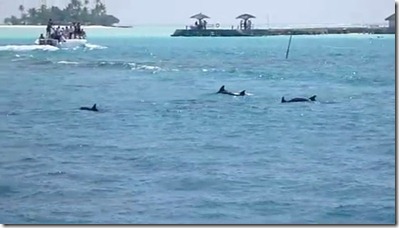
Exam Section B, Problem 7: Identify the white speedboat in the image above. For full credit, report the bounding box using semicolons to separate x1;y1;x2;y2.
35;38;87;48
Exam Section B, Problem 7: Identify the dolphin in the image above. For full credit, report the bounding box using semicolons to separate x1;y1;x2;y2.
80;104;98;112
281;95;317;103
217;85;246;96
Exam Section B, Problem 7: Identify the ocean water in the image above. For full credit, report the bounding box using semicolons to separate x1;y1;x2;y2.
0;27;395;224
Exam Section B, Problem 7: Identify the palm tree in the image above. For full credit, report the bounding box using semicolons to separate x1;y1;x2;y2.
91;0;102;17
98;2;106;15
28;8;37;17
18;5;25;18
83;0;89;15
82;0;90;24
4;0;118;26
39;4;47;13
9;16;20;25
27;8;37;24
71;0;82;10
37;4;49;24
4;17;12;25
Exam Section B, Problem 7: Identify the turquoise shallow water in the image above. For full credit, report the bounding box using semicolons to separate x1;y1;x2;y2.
0;28;395;224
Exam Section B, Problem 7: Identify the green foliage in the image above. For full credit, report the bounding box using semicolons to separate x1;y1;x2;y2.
4;0;120;26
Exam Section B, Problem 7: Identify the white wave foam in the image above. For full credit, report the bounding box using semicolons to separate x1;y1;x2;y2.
0;45;59;52
11;53;34;62
57;61;79;65
14;54;33;57
84;43;108;50
138;65;161;71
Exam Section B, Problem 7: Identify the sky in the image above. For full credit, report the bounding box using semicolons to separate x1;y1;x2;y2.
0;0;395;26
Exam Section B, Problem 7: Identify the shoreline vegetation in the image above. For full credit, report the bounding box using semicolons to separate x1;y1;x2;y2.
4;0;122;27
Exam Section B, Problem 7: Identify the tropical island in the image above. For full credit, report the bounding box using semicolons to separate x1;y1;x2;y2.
3;0;120;26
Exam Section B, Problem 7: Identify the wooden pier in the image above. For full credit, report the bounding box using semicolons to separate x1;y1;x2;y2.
171;27;394;37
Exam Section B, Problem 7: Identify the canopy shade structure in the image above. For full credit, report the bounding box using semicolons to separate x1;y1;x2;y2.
385;13;395;21
190;13;210;20
236;14;256;20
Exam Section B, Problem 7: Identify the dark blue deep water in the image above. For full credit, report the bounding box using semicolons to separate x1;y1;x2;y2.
0;33;395;224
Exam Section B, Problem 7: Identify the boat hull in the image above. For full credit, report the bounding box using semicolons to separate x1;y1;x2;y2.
35;39;87;48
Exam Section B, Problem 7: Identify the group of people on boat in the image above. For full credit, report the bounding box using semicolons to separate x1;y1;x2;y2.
38;18;86;43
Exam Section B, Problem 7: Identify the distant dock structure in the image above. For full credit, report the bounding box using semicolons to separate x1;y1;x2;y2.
385;13;395;32
171;13;396;37
188;13;210;30
236;13;256;30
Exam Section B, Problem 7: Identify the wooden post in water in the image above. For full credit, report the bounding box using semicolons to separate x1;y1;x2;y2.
285;34;293;59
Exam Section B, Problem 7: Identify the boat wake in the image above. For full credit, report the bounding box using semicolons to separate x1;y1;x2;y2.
0;45;59;52
0;43;107;52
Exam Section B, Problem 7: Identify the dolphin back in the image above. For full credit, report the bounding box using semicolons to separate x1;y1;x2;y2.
80;104;99;112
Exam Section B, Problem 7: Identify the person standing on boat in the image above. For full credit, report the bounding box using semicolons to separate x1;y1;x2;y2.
76;22;82;38
81;29;86;39
72;22;77;38
63;26;69;39
46;19;53;38
55;26;60;42
38;34;45;45
69;24;74;39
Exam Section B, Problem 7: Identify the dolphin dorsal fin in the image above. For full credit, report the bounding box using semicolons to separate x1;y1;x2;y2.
281;97;286;103
309;95;317;101
92;104;97;109
218;85;225;93
240;90;246;96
